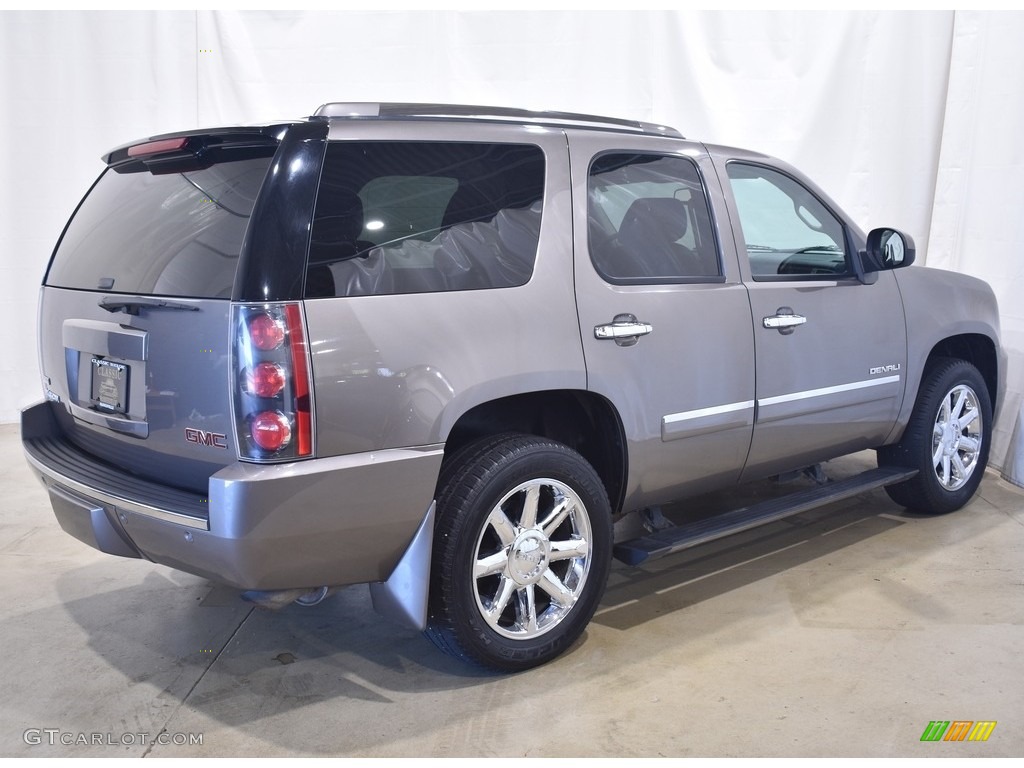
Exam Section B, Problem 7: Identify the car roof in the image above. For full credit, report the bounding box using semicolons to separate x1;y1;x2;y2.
103;103;685;166
312;102;683;138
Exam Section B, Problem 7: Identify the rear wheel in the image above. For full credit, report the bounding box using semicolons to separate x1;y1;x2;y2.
425;435;612;671
878;358;992;514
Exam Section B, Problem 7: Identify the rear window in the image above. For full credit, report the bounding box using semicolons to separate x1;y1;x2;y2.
306;142;545;297
46;155;273;299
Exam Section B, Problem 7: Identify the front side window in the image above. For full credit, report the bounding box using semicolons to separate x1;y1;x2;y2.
307;142;545;297
726;163;848;279
588;153;721;284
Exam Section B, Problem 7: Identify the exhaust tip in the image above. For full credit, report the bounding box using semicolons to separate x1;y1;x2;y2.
241;586;332;610
294;585;331;607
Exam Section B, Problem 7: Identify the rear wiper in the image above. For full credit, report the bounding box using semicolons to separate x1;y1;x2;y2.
98;297;200;315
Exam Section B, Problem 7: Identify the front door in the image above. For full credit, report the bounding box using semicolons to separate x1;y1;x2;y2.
716;159;907;480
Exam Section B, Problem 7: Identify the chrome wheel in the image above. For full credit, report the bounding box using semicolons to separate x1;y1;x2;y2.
879;358;992;515
426;435;612;670
471;478;593;640
932;384;983;491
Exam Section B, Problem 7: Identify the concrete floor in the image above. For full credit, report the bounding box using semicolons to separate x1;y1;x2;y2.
2;422;1022;757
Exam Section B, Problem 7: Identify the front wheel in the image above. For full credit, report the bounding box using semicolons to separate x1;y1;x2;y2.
425;435;612;671
878;357;992;514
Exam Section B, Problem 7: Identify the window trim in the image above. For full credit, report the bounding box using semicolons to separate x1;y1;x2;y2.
587;150;726;287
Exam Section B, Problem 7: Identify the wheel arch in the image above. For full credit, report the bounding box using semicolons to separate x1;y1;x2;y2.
924;334;999;408
887;331;1002;447
440;390;628;515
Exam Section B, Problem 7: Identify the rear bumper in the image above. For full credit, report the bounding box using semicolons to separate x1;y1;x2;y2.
22;401;443;591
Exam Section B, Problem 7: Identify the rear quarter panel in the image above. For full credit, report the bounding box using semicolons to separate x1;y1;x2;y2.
303;123;584;455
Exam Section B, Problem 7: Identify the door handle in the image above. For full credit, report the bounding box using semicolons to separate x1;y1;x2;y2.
595;314;653;347
763;307;806;335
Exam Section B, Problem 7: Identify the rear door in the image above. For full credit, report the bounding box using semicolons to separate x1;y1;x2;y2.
568;130;756;512
39;135;280;492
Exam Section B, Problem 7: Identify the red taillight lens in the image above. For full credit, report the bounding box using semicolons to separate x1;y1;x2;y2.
232;303;315;462
248;313;286;350
250;411;292;452
283;303;313;457
246;362;286;398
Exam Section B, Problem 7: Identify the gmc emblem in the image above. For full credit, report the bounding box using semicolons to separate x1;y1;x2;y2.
184;427;228;449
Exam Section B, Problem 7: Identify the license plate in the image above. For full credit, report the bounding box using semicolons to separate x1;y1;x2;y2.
91;358;129;414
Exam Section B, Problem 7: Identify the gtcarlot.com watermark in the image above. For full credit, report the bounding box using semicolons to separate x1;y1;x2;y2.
24;729;203;747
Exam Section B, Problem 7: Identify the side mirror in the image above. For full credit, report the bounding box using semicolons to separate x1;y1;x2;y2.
863;228;916;272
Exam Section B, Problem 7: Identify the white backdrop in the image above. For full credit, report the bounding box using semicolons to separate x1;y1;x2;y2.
1;10;1021;473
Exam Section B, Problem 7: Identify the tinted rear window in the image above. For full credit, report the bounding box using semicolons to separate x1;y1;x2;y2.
306;142;545;297
46;155;273;298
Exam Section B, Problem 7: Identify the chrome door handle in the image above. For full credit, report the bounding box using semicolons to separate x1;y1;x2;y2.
763;307;806;335
595;322;653;339
595;314;653;347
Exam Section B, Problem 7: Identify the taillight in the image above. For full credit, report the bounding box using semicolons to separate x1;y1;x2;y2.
231;303;315;462
250;411;292;452
246;362;286;398
248;313;286;351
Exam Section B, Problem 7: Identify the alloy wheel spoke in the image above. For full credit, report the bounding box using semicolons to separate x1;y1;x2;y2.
951;452;968;480
959;435;981;454
951;389;967;422
487;507;518;547
932;441;945;467
520;485;541;529
941;455;952;486
486;576;516;620
539;497;572;537
549;537;589;562
538;569;575;608
516;584;539;632
939;398;951;424
475;549;509;579
958;407;979;431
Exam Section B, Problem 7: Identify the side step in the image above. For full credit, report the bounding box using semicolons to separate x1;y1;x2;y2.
613;466;918;567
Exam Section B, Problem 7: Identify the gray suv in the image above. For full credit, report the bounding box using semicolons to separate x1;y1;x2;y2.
22;103;1004;671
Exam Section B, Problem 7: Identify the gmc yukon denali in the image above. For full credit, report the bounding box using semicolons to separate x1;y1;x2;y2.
22;103;1005;670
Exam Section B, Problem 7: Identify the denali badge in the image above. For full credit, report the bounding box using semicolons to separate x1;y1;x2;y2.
870;364;902;375
184;427;228;449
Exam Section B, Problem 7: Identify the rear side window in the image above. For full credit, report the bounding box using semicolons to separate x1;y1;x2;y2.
46;155;273;299
306;142;545;297
588;153;721;283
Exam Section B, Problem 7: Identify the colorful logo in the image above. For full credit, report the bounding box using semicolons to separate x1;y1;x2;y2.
920;721;997;742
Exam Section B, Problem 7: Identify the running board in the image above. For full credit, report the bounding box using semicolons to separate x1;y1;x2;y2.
613;466;918;567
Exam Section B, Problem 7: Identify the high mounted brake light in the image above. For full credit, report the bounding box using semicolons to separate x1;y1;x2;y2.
126;137;189;157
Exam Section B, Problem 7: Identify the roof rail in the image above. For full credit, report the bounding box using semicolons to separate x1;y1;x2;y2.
312;102;683;138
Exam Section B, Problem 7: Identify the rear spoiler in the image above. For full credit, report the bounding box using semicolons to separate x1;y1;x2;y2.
103;124;296;174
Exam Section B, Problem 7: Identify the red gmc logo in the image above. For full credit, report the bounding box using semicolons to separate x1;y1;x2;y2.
184;427;228;449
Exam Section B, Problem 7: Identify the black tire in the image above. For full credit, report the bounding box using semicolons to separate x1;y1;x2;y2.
878;357;992;514
425;434;612;672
